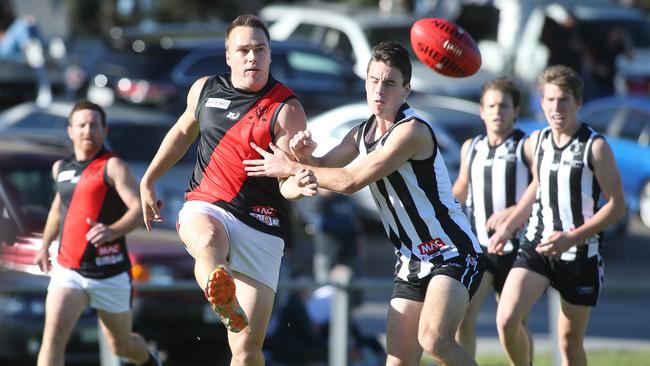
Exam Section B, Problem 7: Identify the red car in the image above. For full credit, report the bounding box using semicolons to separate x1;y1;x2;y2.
0;137;228;365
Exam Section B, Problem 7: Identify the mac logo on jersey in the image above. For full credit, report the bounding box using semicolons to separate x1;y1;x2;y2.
417;238;448;255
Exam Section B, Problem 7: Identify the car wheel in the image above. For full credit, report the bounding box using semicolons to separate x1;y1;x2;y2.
640;182;650;228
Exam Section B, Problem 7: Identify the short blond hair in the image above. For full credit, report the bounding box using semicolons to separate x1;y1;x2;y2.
537;65;583;103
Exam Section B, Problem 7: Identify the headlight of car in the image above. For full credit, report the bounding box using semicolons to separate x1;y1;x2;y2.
131;264;174;285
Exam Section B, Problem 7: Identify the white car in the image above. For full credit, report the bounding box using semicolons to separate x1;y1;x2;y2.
260;4;495;99
303;102;465;221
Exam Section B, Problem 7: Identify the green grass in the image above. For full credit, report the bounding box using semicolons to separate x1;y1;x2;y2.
420;350;650;366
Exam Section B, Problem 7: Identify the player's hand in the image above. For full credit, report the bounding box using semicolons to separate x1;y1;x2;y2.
244;142;297;178
290;130;317;162
86;218;117;246
536;231;574;257
488;225;511;255
295;168;318;197
140;182;163;231
486;209;510;231
34;245;51;273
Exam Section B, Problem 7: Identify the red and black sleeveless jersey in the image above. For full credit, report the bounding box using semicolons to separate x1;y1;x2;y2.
187;74;296;239
55;148;130;278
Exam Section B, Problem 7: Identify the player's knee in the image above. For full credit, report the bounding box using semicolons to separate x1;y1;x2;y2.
496;306;520;335
558;329;584;356
192;228;222;254
418;330;453;359
231;332;264;362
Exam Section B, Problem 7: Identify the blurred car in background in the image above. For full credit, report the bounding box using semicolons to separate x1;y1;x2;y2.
64;37;364;116
260;3;496;100
0;100;192;230
577;95;650;228
301;101;464;223
408;94;484;145
0;137;229;365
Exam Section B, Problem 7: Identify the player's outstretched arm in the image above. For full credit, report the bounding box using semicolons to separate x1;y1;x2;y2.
140;77;204;229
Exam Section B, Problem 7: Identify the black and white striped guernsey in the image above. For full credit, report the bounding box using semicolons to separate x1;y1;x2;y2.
357;104;482;281
525;123;602;261
465;129;530;253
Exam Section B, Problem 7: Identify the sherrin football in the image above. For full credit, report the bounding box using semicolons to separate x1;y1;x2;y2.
410;18;481;78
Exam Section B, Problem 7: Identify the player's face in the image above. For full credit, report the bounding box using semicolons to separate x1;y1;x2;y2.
540;83;581;133
365;61;410;120
67;109;106;152
226;26;271;92
480;89;517;136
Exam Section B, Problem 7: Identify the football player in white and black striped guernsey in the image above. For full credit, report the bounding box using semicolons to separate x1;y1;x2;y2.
452;78;533;358
244;41;485;366
489;65;626;366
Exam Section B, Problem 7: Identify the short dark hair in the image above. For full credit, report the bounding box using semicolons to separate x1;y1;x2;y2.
367;41;412;86
225;14;271;49
537;65;583;103
480;78;521;109
69;100;106;127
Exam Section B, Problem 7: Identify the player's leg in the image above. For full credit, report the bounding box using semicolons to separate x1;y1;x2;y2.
178;203;248;332
92;272;159;365
227;273;276;366
37;286;88;366
178;209;230;289
496;267;549;366
456;271;493;356
385;297;424;366
419;274;477;366
556;299;591;366
97;310;154;364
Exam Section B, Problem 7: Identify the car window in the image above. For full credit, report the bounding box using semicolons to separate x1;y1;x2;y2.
455;4;500;42
183;55;228;80
2;168;54;232
291;24;324;43
285;50;347;77
429;110;484;144
13;113;68;129
579;107;618;134
322;28;355;64
106;124;195;163
620;108;650;144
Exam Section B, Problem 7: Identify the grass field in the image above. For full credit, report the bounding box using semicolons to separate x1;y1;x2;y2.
420;350;650;366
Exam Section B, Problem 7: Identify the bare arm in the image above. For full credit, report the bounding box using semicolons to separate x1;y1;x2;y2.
452;138;472;202
289;124;362;169
140;77;204;229
85;157;142;246
571;138;626;239
273;98;318;199
34;160;62;272
247;119;432;194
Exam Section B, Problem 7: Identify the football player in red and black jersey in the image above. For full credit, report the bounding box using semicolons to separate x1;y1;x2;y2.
34;101;161;366
140;14;317;365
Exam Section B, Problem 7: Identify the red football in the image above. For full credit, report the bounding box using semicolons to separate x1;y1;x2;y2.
410;18;482;78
